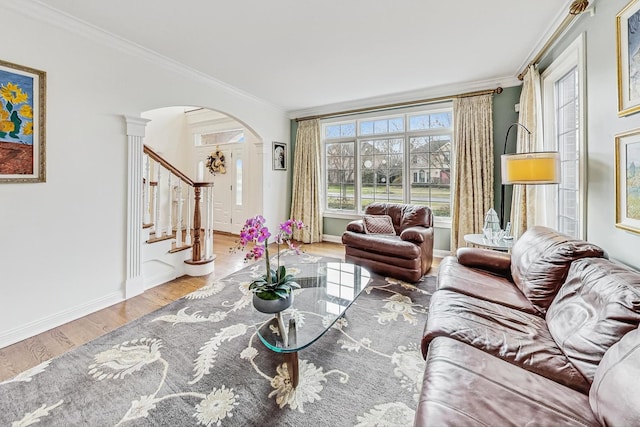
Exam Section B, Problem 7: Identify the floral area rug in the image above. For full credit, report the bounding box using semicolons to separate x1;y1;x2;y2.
0;252;436;426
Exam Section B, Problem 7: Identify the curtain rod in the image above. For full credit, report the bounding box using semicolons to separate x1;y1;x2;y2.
517;12;579;80
295;86;503;122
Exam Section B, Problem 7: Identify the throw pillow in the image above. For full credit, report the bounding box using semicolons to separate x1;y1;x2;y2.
363;215;396;235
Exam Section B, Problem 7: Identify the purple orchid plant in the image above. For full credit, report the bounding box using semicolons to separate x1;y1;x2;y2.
234;215;305;300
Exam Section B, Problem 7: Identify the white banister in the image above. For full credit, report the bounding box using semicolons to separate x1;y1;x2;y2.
166;173;173;236
143;154;151;225
176;181;183;247
185;185;192;245
154;164;161;236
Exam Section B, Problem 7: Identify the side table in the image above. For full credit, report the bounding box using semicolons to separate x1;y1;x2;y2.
463;233;515;252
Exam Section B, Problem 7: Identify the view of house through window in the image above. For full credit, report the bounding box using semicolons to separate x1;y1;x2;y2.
322;104;452;218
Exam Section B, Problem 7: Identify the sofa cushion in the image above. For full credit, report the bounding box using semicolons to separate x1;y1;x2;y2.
437;255;538;314
341;233;420;259
422;289;591;393
362;214;395;235
510;226;605;314
589;326;640;426
415;337;599;427
364;202;433;233
547;258;640;383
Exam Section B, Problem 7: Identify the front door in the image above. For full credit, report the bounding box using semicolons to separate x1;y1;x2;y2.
212;147;245;233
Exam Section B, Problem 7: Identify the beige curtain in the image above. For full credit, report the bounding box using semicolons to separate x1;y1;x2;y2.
510;64;544;238
290;119;322;243
451;94;494;251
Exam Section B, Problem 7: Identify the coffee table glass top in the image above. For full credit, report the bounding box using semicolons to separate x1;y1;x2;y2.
252;261;371;354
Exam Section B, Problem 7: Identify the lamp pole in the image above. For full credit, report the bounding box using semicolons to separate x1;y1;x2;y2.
500;122;532;230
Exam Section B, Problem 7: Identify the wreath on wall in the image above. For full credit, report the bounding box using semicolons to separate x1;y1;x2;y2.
206;146;226;175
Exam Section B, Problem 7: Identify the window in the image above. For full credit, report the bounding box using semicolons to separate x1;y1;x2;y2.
323;104;452;218
542;34;585;238
197;129;245;146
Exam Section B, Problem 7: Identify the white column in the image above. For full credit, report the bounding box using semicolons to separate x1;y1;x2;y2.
124;115;151;299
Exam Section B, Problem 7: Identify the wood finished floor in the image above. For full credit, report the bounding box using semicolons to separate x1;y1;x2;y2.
0;233;440;382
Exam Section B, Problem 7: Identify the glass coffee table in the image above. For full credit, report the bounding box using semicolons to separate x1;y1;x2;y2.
252;261;371;387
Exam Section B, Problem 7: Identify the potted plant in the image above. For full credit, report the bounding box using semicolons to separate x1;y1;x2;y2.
234;215;305;313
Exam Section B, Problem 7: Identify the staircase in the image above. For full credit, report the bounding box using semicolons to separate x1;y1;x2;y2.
141;145;216;289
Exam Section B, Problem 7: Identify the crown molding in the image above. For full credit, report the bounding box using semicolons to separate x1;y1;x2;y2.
287;75;522;120
1;0;285;115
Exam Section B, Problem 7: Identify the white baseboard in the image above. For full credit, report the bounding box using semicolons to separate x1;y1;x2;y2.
0;291;124;349
322;234;342;244
434;249;452;258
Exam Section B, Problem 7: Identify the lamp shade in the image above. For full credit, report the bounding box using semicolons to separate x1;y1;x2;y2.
501;151;560;184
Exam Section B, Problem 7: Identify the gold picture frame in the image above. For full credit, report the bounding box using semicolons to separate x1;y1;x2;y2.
615;128;640;234
0;59;46;183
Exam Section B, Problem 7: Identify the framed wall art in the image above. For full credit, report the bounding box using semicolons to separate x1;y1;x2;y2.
0;59;46;183
615;128;640;234
273;141;287;171
617;0;640;117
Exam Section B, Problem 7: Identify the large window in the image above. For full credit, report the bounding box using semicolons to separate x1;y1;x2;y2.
542;34;585;238
323;104;452;218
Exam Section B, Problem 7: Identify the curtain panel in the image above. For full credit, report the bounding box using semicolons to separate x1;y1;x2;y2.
510;64;544;238
290;119;323;243
451;94;494;251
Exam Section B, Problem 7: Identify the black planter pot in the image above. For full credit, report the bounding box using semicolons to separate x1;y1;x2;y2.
252;292;293;314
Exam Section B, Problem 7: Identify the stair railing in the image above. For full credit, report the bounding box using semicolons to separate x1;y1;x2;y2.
143;144;214;265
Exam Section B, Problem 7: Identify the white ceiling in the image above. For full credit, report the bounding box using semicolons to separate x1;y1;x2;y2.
37;0;573;116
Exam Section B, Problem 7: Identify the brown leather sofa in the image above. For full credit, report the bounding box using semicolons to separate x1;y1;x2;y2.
415;226;640;426
342;202;434;283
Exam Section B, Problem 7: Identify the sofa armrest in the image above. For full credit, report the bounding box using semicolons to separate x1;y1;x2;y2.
456;247;512;277
346;219;365;234
400;226;432;243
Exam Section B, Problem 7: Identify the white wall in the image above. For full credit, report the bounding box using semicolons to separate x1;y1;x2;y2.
142;107;191;175
539;0;639;269
0;4;290;347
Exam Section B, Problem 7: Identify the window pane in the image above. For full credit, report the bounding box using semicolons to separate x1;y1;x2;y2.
374;120;388;134
554;67;580;237
389;117;404;132
341;123;356;137
409;114;429;130
409;135;451;213
325;125;340;139
360;121;374;135
429;112;452;128
326;141;355;211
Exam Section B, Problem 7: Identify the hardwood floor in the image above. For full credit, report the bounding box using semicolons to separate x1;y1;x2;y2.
0;233;348;382
0;233;439;382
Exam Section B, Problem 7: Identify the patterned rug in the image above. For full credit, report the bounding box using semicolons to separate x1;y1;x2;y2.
1;252;435;426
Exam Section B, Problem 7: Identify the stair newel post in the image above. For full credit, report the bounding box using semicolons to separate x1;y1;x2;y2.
154;164;162;237
185;185;192;246
192;184;203;262
166;173;173;236
143;154;151;225
176;181;183;247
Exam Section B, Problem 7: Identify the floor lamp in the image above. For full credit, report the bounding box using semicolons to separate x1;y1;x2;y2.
500;123;560;231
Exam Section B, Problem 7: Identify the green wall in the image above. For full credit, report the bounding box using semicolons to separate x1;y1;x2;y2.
493;86;523;224
290;86;523;252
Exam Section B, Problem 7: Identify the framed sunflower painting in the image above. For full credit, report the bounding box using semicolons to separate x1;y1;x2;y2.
0;59;46;183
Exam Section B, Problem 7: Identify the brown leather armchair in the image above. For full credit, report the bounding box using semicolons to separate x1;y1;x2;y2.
341;202;434;283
